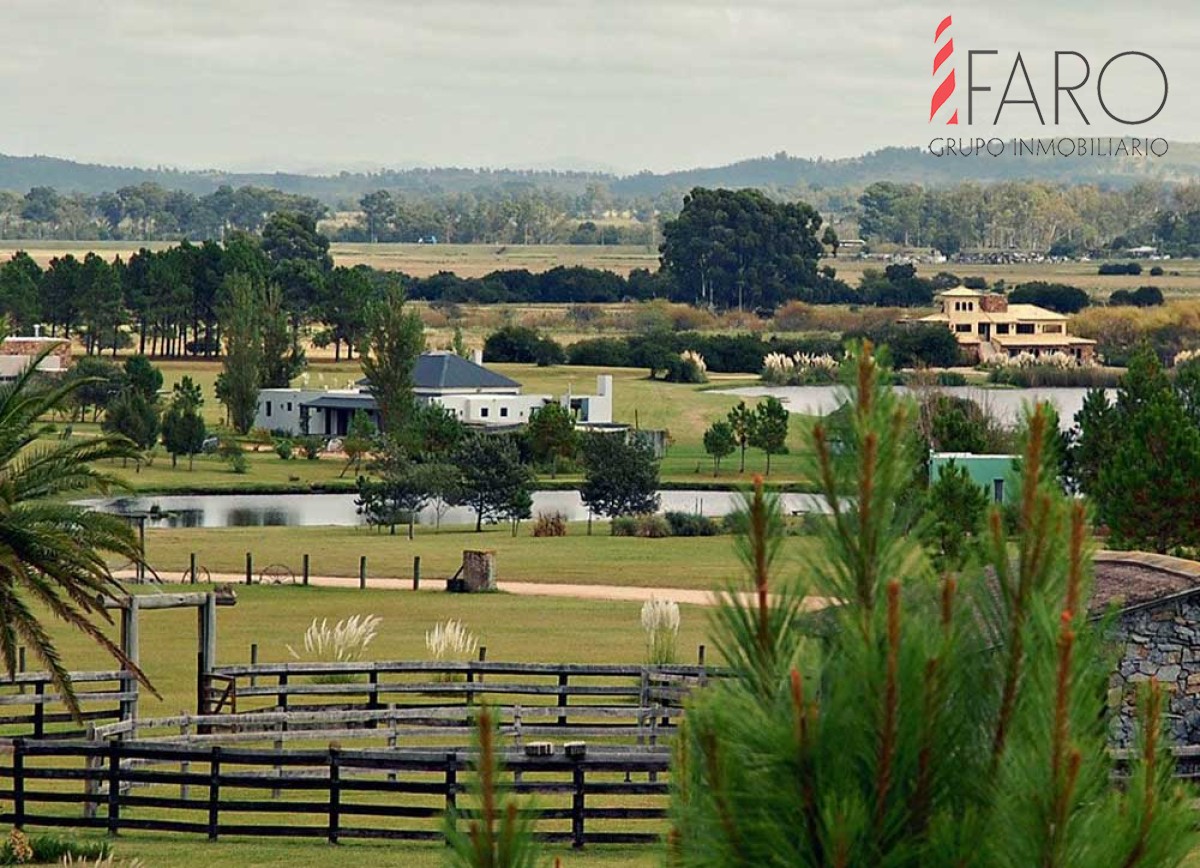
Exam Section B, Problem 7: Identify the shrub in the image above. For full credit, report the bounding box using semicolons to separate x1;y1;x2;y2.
772;300;814;331
484;325;564;366
273;438;293;460
1;830;111;865
1008;281;1090;313
1151;265;1165;277
297;436;323;460
664;511;720;537
761;351;838;385
1098;261;1143;275
611;514;670;537
640;598;681;666
566;337;632;368
532;511;567;537
664;351;708;384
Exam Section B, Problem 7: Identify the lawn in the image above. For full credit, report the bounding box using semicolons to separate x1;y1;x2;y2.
140;522;819;589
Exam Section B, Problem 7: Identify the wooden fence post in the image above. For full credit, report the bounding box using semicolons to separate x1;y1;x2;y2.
557;672;569;727
11;739;24;830
179;712;191;801
571;757;586;849
359;556;367;590
413;556;421;590
327;747;341;845
84;727;99;819
207;746;221;841
277;674;289;711
33;681;44;739
245;552;252;585
250;644;259;688
302;553;310;586
106;740;121;836
189;552;197;585
444;751;458;846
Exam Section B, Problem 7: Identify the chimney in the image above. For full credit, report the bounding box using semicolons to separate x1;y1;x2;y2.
471;349;484;366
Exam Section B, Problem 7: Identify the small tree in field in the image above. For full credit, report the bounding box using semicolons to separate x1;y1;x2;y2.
161;377;207;470
670;345;1195;867
702;419;736;477
452;434;533;533
727;401;754;473
921;459;989;571
526;401;576;478
748;395;788;475
580;432;660;532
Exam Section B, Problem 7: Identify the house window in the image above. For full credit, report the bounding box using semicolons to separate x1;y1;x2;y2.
500;407;508;418
992;479;1005;503
265;401;272;418
287;402;293;412
1016;323;1035;335
954;301;960;311
480;407;489;418
995;323;1010;334
1043;324;1063;334
955;324;972;333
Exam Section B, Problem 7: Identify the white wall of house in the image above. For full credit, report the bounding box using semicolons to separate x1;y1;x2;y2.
430;393;553;425
254;389;324;434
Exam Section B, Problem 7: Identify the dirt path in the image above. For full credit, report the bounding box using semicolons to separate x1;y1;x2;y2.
115;570;824;608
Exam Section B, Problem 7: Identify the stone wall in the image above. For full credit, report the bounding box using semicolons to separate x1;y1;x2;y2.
1108;596;1200;747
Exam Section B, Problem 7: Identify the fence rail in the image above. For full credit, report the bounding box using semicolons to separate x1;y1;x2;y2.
203;660;712;718
0;672;129;740
0;738;670;848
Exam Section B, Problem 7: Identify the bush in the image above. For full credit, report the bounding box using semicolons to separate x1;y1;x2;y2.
566;337;632;368
1150;265;1165;277
532;511;568;537
484;325;565;365
664;511;720;537
1;830;110;865
273;438;293;460
297;436;323;460
611;514;670;537
1007;281;1090;313
664;354;707;384
1098;261;1143;275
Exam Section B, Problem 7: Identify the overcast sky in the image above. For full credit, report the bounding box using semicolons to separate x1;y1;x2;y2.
2;0;1195;175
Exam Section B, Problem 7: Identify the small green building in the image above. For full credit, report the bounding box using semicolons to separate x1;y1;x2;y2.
929;452;1018;504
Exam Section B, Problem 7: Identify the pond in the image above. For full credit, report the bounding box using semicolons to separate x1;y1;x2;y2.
714;385;1115;429
78;490;829;529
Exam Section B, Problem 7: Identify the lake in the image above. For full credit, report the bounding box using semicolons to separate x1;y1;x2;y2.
715;385;1113;429
78;490;829;529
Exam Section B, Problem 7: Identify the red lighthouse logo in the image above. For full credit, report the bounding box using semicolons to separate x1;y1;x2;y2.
930;15;958;124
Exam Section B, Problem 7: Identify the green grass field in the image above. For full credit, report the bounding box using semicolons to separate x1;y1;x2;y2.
139;521;819;588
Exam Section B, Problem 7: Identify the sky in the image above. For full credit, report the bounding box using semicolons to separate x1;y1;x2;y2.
1;0;1195;175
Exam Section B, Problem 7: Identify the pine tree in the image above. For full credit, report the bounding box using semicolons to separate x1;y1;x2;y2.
670;344;1195;868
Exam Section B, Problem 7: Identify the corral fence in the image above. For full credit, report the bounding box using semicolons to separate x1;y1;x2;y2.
0;671;132;740
199;659;713;733
0;739;671;847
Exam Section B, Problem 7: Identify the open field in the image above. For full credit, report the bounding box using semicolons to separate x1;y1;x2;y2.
138;522;820;588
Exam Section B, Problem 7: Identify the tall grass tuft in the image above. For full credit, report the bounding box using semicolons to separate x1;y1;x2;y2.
426;619;480;681
641;598;681;666
285;615;381;684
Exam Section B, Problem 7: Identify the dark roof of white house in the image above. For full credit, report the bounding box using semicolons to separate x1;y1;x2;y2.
357;352;520;392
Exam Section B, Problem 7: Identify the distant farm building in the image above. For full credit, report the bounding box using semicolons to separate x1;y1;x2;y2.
0;335;70;380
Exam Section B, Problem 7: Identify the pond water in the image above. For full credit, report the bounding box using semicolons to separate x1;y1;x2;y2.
78;490;829;529
715;385;1115;429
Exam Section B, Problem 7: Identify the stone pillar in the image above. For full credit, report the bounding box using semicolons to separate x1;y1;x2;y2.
461;550;497;592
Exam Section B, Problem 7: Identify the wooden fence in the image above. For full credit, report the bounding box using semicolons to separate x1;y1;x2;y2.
202;660;711;719
0;672;131;740
0;739;671;847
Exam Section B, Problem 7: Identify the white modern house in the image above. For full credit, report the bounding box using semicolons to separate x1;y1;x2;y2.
254;351;614;437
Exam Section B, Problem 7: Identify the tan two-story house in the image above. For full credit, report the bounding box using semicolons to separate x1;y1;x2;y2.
919;286;1096;364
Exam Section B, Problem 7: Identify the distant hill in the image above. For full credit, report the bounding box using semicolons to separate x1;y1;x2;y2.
3;142;1199;203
